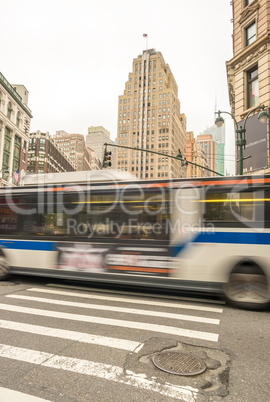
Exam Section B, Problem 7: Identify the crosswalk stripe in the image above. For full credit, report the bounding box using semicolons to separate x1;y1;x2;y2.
0;303;219;342
6;294;220;325
0;319;140;351
0;343;199;401
47;282;226;305
0;387;50;401
30;287;224;313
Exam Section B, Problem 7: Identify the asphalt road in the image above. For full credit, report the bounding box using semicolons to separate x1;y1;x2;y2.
0;276;269;402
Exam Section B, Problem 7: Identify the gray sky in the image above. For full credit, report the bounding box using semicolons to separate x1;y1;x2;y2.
1;0;235;172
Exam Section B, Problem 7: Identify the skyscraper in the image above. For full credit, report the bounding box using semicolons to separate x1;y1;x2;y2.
54;131;92;171
201;123;225;176
86;126;115;168
116;49;187;179
196;134;217;176
186;132;210;178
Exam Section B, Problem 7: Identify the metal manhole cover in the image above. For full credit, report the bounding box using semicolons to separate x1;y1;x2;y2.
152;351;206;376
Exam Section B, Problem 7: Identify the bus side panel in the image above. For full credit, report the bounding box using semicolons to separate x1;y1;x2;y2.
0;240;57;271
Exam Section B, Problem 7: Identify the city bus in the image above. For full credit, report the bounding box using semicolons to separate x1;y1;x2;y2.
0;170;269;310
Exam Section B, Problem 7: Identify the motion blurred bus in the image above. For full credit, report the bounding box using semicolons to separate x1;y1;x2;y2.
0;170;269;310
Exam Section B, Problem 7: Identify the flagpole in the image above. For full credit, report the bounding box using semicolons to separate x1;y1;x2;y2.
143;34;148;51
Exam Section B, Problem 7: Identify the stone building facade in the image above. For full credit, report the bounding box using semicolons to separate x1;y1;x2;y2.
226;0;270;174
0;72;32;186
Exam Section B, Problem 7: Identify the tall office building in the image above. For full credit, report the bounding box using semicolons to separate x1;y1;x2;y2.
86;126;115;168
0;72;32;186
196;134;217;176
227;0;270;174
54;131;92;171
201;124;225;176
116;49;187;179
186;132;210;178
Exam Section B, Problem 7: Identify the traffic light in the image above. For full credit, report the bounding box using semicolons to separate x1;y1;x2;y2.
176;149;188;167
181;157;188;167
103;146;112;168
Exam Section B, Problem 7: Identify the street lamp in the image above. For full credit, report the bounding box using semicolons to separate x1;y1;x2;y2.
215;105;269;175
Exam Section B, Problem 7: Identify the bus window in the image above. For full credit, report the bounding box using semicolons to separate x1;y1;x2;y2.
203;190;264;227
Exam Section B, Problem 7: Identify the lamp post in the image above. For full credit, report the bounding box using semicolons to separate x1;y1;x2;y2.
215;105;269;175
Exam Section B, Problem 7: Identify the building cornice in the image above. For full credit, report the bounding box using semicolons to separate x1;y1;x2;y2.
0;72;33;118
226;32;270;70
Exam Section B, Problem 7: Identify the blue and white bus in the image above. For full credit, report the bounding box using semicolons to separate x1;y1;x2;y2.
0;170;269;310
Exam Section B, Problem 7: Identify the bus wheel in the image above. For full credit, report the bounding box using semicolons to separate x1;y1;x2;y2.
225;262;269;310
0;253;9;280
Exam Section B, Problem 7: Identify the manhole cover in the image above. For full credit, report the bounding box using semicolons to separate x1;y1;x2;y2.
152;351;206;376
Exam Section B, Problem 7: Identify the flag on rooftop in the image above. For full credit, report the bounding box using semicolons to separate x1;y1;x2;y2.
143;33;147;37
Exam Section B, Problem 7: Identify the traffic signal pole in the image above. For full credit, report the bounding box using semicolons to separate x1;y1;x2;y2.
103;142;223;176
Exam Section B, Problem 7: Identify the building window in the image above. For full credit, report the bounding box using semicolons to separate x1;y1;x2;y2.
245;0;252;6
247;66;259;108
246;21;256;46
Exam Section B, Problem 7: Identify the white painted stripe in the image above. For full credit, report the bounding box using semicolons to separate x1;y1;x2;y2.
29;287;224;313
0;319;140;351
0;344;198;401
47;283;226;305
7;294;220;325
0;303;219;341
0;387;50;402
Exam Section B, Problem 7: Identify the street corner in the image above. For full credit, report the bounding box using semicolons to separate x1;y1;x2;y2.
124;337;231;399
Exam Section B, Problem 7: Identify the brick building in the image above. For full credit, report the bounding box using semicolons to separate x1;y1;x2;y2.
27;131;75;174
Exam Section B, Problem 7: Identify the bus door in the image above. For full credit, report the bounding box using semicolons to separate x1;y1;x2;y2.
170;185;204;278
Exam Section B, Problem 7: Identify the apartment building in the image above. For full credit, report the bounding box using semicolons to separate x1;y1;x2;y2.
227;0;270;174
27;131;76;174
116;49;187;179
54;131;92;171
0;72;32;186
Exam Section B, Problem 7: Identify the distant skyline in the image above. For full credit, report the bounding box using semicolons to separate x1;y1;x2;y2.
1;0;234;172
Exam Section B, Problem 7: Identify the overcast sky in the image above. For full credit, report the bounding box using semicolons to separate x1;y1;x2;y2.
1;0;235;172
